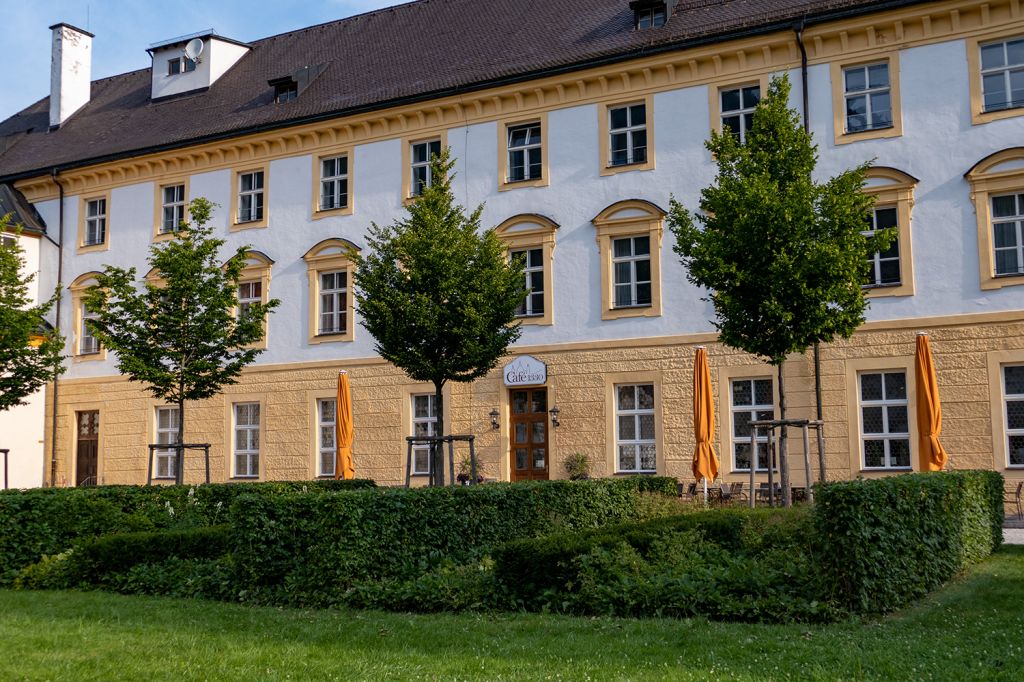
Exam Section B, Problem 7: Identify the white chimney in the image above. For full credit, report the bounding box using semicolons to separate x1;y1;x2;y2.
49;23;93;129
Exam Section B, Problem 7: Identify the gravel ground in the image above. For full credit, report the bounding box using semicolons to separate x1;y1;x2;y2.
1004;528;1024;544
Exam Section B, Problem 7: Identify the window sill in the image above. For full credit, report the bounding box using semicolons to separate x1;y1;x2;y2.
860;467;913;473
863;280;914;298
602;304;659;321
73;351;106;363
973;103;1024;126
981;272;1024;291
231;475;260;480
230;219;268;232
312;205;353;220
835;122;901;145
614;470;657;476
152;230;178;243
601;159;654;176
499;176;548;192
77;242;109;254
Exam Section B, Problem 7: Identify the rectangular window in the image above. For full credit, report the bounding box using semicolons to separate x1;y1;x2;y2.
411;394;437;475
859;371;911;470
608;103;647;167
275;81;298;103
992;193;1024;276
864;205;901;286
615;384;656;473
80;302;100;355
1005;365;1024;467
319;271;347;334
317;398;337;477
319;155;349;211
635;3;666;29
511;247;544;317
721;85;759;142
84;198;107;246
843;62;892;133
237;280;262;320
1;235;15;248
154;406;180;479
160;184;186;234
167;57;196;76
980;37;1024;112
731;378;774;472
411;139;442;197
507;123;542;182
233;402;260;478
612;236;651;308
237;171;264;223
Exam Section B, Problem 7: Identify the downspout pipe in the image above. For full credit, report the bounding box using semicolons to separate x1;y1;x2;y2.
48;168;66;487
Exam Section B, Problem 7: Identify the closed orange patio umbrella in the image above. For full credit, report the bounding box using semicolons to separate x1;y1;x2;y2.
692;346;720;499
335;371;355;480
914;333;948;471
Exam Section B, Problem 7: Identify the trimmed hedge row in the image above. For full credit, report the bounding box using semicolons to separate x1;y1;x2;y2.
814;470;1004;613
0;479;374;583
230;476;677;605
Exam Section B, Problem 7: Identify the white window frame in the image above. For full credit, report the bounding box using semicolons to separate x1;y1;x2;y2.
233;402;261;478
84;198;107;246
410;139;442;197
506;122;542;182
318;270;347;335
635;3;666;29
843;62;892;133
720;84;759;143
608;103;647;167
237;170;265;223
858;371;912;470
317;398;337;477
154;406;180;480
980;36;1024;113
80;302;100;355
863;204;902;287
611;235;651;308
614;383;656;473
411;393;437;475
237;280;262;320
510;247;544;318
1004;365;1024;467
167;56;196;76
160;184;186;234
992;193;1024;277
319;155;349;211
730;377;775;473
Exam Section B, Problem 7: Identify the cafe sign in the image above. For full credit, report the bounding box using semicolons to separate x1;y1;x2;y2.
503;355;547;387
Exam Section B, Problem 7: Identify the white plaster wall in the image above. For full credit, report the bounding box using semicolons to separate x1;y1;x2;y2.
43;36;1024;382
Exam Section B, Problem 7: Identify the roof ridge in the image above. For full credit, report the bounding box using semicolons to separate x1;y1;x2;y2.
249;0;429;45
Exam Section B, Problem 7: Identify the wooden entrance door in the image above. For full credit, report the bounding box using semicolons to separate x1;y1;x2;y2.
75;410;99;487
510;388;549;481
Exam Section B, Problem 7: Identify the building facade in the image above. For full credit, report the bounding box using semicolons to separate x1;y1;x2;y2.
0;0;1022;488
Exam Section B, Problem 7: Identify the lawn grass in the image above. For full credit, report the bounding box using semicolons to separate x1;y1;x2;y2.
1;546;1022;681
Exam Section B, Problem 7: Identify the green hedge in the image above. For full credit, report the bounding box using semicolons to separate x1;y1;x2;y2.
0;479;374;584
230;477;677;606
814;470;1004;613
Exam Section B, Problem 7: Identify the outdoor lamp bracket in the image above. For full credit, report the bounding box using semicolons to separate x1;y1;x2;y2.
549;405;560;427
489;408;500;430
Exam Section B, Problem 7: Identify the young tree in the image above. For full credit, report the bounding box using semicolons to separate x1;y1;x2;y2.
83;199;279;483
354;149;525;485
669;75;890;506
0;216;64;411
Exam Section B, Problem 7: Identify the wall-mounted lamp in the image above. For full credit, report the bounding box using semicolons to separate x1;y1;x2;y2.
549;405;561;428
489;408;500;430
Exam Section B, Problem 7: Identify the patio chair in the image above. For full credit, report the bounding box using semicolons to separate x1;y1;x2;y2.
683;481;698;500
729;482;748;502
1006;481;1023;520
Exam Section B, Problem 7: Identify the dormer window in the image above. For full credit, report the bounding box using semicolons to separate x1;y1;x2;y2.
268;64;327;105
631;1;670;29
167;56;196;76
274;81;298;103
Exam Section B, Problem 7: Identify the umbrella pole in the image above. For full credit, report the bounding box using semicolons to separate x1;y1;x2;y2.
749;425;756;508
703;478;708;506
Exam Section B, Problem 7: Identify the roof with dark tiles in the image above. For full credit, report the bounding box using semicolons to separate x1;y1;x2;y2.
0;0;923;181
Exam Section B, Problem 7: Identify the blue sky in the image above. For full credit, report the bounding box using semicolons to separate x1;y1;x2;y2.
0;0;399;121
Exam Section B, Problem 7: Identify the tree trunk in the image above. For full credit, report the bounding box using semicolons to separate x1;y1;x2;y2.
176;397;185;486
432;380;445;487
777;362;792;507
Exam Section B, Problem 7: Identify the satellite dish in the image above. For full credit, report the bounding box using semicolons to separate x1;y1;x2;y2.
184;38;205;63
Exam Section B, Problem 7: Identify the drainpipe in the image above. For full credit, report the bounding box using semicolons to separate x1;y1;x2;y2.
48;168;66;487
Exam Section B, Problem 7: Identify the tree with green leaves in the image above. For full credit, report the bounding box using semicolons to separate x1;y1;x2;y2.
83;198;279;483
0;216;65;411
669;75;889;506
354;149;525;485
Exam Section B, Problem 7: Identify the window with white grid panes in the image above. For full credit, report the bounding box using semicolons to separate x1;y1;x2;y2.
731;378;774;471
318;271;347;334
160;184;186;234
980;37;1024;112
237;280;262;320
237;171;264;223
507;122;542;182
317;398;337;477
608;103;647;166
843;62;892;133
634;3;666;29
721;85;759;142
233;402;260;478
615;384;656;473
80;302;100;355
859;371;911;469
410;139;442;197
863;205;901;286
1004;365;1024;467
154;406;179;479
320;155;349;210
612;236;651;308
992;193;1024;277
511;247;544;317
84;198;106;246
411;394;437;475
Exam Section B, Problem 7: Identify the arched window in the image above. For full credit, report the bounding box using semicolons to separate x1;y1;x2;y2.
494;214;559;326
592;199;666;319
68;272;105;360
303;238;360;343
862;167;917;298
965;148;1024;290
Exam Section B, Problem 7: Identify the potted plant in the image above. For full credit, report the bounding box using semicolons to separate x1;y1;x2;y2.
563;452;591;481
456;455;487;484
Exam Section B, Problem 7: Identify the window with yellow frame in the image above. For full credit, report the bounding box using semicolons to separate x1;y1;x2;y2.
965;148;1024;290
592;199;665;320
303;238;360;344
494;214;558;326
830;52;902;145
861;167;917;298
